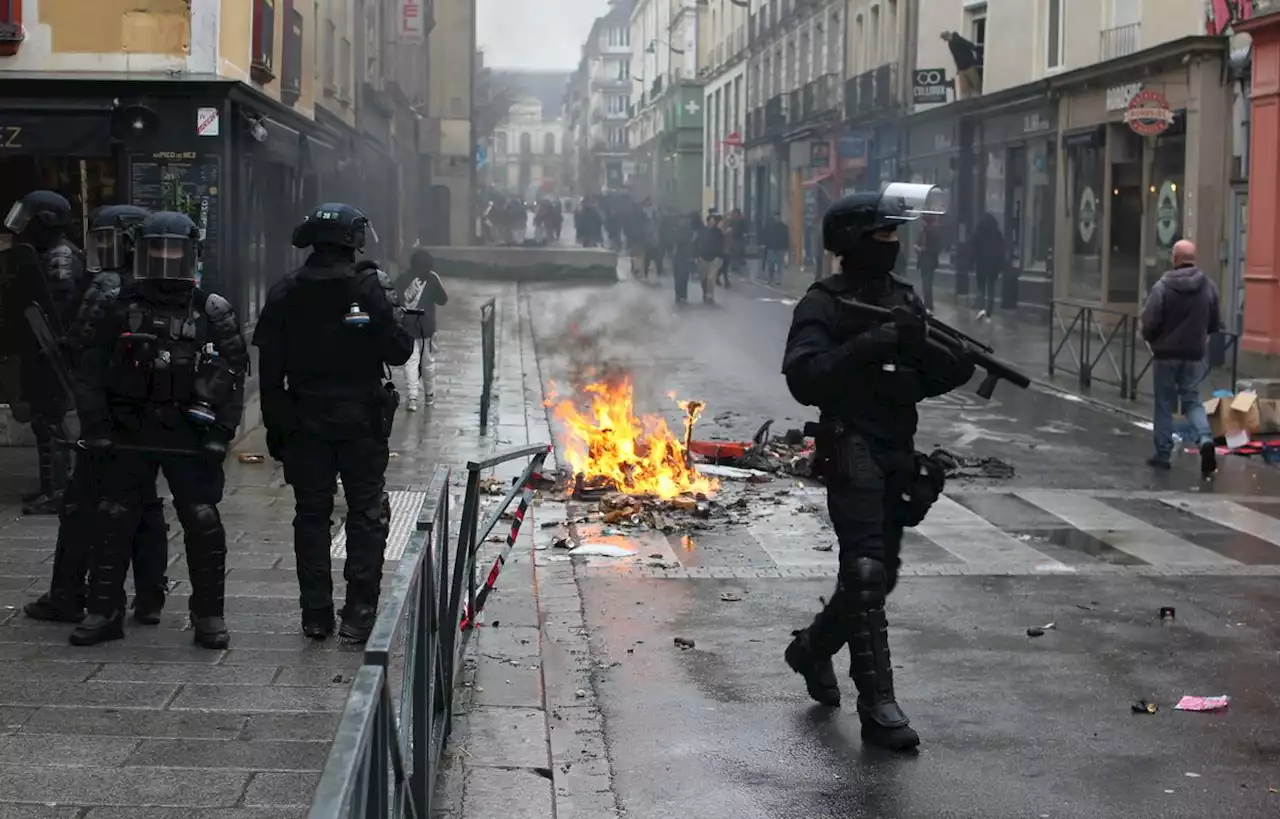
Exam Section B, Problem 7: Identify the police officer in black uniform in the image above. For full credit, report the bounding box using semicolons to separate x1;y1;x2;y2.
781;185;975;751
71;211;247;648
3;191;85;515
253;203;412;643
23;204;171;625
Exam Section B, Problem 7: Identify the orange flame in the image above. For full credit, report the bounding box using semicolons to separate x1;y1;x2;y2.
547;377;718;500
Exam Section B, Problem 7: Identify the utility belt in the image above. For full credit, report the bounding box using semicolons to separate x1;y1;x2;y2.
804;419;950;527
288;378;399;441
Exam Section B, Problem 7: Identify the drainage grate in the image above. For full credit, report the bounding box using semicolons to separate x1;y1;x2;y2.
330;490;427;561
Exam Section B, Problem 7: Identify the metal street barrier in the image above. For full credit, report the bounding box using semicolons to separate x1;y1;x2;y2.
307;443;551;819
478;299;497;432
1048;300;1239;400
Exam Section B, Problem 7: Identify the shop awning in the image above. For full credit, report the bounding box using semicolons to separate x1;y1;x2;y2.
0;110;112;157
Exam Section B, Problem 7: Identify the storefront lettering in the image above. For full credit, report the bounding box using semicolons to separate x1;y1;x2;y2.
933;133;953;151
1106;83;1142;112
151;151;198;160
1022;113;1049;134
0;126;22;148
1124;90;1175;136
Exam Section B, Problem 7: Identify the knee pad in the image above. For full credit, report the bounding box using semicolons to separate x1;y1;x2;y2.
97;499;130;522
184;503;222;537
357;493;391;527
840;556;887;610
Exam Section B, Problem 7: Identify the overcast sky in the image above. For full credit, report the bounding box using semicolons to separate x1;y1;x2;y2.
477;0;611;70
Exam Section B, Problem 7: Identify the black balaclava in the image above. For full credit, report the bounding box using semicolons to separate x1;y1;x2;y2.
845;231;901;278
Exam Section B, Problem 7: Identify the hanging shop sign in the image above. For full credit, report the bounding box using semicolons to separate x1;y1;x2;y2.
912;68;950;105
1124;90;1175;136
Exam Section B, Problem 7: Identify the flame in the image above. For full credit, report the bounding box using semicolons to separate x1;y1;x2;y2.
548;377;718;500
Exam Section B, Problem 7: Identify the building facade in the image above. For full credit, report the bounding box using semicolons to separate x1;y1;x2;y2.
488;71;569;199
566;0;634;197
904;0;1236;315
628;0;706;212
701;0;749;215
426;0;476;246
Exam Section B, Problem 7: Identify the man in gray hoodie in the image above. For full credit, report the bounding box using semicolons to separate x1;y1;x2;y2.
1140;240;1220;474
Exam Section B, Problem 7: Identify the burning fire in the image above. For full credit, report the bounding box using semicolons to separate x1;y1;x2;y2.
547;377;719;500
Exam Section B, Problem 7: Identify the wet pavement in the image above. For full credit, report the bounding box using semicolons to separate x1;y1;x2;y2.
0;280;533;817
455;258;1280;819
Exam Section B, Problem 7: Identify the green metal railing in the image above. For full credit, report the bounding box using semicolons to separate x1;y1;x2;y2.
307;443;551;819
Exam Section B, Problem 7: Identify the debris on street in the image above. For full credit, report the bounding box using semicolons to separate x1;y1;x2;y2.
719;591;743;602
479;476;508;495
237;453;265;464
1174;695;1231;712
673;636;696;650
930;448;1017;480
568;542;635;558
1131;700;1159;714
1160;606;1176;621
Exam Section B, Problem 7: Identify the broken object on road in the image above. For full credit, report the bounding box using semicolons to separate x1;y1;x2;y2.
1174;695;1230;712
673;636;696;650
1159;606;1176;621
1131;699;1159;714
237;453;265;464
568;543;635;558
930;448;1016;480
719;591;743;602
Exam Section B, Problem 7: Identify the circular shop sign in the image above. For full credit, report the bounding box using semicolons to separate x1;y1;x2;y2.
1078;186;1098;245
1124;90;1175;136
724;150;742;170
1156;180;1180;247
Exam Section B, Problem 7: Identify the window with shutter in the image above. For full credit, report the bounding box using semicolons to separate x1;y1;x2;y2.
0;0;25;56
252;0;277;84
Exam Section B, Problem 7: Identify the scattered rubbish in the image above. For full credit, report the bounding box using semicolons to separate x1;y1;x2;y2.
747;473;774;484
1026;627;1045;638
1185;772;1201;778
1160;606;1176;621
1131;700;1159;714
551;536;571;550
719;592;743;602
540;520;561;529
1269;788;1280;795
478;476;508;496
797;503;822;514
812;543;834;552
1164;790;1175;794
1041;621;1056;630
237;453;265;464
568;543;635;558
1175;695;1230;712
534;767;553;780
698;464;769;481
389;452;400;459
673;636;696;650
574;688;587;699
932;448;1016;480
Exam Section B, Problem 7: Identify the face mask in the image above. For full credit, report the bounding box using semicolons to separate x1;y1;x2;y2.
852;236;900;276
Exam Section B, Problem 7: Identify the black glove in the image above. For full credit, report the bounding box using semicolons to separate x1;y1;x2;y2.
890;305;927;351
266;428;289;463
202;427;232;461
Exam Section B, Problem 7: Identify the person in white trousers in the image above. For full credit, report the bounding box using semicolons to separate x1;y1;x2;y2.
398;249;448;411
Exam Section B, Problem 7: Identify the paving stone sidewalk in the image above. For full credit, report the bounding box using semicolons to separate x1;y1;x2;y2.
430;291;621;819
0;279;529;819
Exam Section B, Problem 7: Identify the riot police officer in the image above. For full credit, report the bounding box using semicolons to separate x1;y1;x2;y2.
781;185;975;751
23;205;171;625
2;191;85;515
253;203;412;643
71;211;247;648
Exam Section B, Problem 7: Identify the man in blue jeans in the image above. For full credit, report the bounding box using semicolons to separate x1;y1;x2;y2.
1140;239;1219;475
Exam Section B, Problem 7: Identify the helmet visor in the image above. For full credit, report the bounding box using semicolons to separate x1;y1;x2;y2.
136;236;197;280
86;227;123;272
878;183;949;224
364;220;379;246
3;201;31;234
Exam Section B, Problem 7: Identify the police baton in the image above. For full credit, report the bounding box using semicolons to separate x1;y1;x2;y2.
56;438;205;458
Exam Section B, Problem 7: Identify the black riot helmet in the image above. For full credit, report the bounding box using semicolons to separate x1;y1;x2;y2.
822;183;948;256
135;211;202;281
291;202;378;252
4;190;73;235
86;204;151;273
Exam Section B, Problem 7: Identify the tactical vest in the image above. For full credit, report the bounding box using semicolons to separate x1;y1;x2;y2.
283;272;386;391
108;289;225;415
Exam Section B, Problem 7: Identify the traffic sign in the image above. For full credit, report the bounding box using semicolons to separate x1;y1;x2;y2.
724;151;742;170
723;130;743;147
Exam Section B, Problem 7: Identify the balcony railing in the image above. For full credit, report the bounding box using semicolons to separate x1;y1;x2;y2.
765;93;787;134
844;62;898;120
787;88;803;125
1100;22;1141;61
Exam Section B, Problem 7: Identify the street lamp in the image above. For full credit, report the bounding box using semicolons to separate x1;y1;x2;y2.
646;38;685;55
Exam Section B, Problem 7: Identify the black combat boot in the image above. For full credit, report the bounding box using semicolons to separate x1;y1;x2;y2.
338;602;377;643
132;587;166;625
784;594;846;707
24;591;85;623
848;605;919;751
70;544;130;646
302;607;336;640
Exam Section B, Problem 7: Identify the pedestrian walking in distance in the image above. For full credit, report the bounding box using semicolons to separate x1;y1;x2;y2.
254;203;414;643
781;184;975;750
23;205;170;628
1140;239;1220;475
399;248;448;411
697;213;725;304
72;211;247;649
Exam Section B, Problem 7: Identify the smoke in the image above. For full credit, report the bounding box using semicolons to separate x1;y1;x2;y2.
533;283;678;411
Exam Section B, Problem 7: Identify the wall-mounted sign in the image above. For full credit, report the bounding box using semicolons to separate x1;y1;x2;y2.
1022;112;1050;134
1155;180;1180;247
1125;90;1175;136
398;0;425;42
1078;186;1098;245
809;140;831;168
913;68;950;105
1106;83;1142;112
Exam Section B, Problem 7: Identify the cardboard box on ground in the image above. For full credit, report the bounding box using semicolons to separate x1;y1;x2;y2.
1202;392;1280;443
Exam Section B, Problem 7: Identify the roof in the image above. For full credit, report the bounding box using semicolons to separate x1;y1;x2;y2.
491;69;572;118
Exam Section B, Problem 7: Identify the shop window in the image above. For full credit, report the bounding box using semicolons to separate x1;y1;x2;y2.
282;2;303;105
1143;129;1187;294
1066;133;1105;301
323;18;336;95
1024;141;1056;274
1108;126;1144;303
252;0;277;84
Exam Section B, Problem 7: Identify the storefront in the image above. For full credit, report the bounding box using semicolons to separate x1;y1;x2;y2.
1050;38;1231;311
903;113;960;277
971;99;1058;310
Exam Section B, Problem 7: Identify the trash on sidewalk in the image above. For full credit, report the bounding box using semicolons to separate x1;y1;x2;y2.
932;448;1016;480
478;476;508;495
1131;699;1159;714
568;542;635;558
719;591;743;602
1174;695;1230;712
698;463;770;481
1159;606;1176;621
1026;621;1055;637
673;636;696;650
237;453;265;464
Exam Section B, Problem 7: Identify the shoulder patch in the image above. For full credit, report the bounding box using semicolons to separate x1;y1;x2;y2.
204;292;233;319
